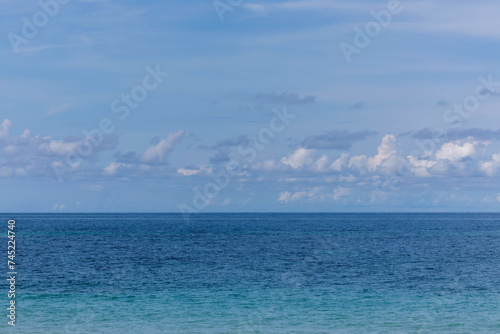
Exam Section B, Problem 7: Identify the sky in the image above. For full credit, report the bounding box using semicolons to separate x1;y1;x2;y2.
1;0;500;212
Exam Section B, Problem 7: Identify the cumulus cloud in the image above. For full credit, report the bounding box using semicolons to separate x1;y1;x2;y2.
39;139;80;156
269;135;400;176
278;191;292;202
0;120;185;181
312;154;329;171
140;130;184;164
349;135;397;172
407;155;437;177
435;141;477;164
281;147;315;169
103;162;130;176
331;153;350;171
0;119;125;180
177;165;212;176
407;138;489;176
369;135;397;170
0;119;12;139
37;134;118;158
177;168;201;176
479;151;500;176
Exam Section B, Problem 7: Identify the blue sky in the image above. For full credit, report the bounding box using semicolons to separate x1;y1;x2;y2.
2;0;500;212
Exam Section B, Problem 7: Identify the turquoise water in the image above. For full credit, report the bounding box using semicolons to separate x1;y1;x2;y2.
2;213;500;333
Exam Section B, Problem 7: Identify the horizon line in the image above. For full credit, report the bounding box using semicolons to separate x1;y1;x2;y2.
1;211;497;214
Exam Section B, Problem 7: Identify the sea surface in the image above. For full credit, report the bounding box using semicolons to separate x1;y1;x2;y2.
2;213;500;333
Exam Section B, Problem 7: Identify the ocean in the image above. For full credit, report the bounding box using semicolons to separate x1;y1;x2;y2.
2;213;500;333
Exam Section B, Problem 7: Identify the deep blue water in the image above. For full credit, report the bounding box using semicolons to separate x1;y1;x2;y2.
2;213;500;333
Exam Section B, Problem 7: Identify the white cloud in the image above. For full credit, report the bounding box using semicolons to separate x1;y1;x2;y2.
479;151;500;176
331;153;349;171
0;119;12;139
140;130;184;164
368;134;397;171
177;165;212;176
406;138;489;177
407;155;437;177
281;147;315;169
278;191;292;202
103;162;130;176
177;168;200;176
39;139;79;156
349;154;368;170
435;141;476;164
313;154;329;171
278;189;312;202
349;135;397;172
